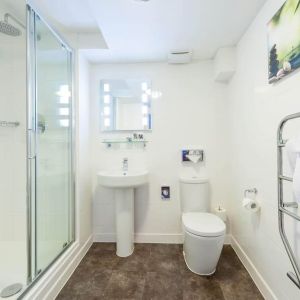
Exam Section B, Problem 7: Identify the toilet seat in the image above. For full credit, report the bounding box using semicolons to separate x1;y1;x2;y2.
182;212;226;237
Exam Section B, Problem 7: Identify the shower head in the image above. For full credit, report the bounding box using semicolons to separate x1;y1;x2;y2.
0;20;21;36
0;13;25;37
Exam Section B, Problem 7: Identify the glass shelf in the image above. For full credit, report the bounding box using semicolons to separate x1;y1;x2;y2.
102;139;149;148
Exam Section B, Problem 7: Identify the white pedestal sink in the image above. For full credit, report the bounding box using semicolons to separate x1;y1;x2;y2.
98;170;148;257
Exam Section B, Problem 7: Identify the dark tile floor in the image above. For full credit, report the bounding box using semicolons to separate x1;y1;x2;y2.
57;243;263;300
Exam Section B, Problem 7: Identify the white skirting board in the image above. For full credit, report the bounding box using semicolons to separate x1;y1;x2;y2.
93;233;183;244
224;234;231;245
23;235;93;300
93;233;232;245
231;235;278;300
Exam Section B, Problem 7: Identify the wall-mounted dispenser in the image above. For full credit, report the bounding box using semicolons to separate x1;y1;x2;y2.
242;188;260;213
182;149;204;163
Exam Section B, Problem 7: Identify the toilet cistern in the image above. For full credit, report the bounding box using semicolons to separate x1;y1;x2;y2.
122;157;128;173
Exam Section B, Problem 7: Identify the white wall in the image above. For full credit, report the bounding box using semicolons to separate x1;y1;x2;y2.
227;0;300;299
90;61;230;243
76;52;93;245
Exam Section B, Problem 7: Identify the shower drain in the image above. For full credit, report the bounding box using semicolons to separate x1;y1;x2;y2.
0;283;23;298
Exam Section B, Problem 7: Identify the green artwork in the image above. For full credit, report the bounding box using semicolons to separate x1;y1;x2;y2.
268;0;300;83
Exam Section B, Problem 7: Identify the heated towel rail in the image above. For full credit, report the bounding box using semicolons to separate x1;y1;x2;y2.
277;112;300;289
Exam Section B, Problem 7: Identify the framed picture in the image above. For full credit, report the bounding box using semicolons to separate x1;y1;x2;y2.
268;0;300;83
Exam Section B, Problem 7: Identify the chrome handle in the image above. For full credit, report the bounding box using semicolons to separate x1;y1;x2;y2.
27;129;36;160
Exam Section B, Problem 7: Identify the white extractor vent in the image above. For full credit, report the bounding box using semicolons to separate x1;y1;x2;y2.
168;50;192;64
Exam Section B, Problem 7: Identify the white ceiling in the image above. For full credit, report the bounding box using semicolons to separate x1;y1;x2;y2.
31;0;267;63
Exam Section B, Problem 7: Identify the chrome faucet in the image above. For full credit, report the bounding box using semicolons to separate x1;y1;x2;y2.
122;157;128;172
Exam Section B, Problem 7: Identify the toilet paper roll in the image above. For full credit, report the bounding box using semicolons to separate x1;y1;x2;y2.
215;206;227;222
242;198;260;213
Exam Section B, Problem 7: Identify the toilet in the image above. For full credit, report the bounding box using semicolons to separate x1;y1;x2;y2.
180;175;226;276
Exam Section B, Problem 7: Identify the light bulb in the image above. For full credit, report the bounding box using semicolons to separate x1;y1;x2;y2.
104;106;110;116
59;107;69;116
141;82;148;91
142;105;148;115
104;118;110;127
103;83;110;92
104;95;110;104
142;117;148;126
59;119;69;127
142;94;148;103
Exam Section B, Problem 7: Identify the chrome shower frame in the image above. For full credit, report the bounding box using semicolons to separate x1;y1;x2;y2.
23;4;76;297
277;112;300;289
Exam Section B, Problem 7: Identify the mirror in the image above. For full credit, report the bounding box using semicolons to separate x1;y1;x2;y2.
100;79;152;131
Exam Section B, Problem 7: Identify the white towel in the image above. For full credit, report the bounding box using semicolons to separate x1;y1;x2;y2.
286;138;300;203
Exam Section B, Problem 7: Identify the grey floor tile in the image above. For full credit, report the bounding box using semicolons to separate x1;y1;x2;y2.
56;243;263;300
102;271;145;300
116;249;151;272
217;269;264;300
142;271;183;300
182;273;224;300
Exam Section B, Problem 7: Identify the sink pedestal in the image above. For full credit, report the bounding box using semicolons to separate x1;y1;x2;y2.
115;188;134;257
97;170;148;257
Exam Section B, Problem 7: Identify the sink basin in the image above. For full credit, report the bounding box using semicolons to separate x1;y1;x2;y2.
98;170;148;188
97;169;149;257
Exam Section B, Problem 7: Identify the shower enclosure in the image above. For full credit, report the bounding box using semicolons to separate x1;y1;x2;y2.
0;1;75;298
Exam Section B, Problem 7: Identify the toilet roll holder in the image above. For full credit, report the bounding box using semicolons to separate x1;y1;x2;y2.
243;188;257;197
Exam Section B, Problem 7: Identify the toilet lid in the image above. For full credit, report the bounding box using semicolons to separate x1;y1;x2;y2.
182;212;226;237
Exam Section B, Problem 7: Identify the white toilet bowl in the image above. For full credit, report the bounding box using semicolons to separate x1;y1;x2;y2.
182;212;226;275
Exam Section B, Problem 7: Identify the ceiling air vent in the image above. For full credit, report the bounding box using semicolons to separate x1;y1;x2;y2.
168;50;192;64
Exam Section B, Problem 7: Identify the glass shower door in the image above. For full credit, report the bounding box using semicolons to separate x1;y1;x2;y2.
32;13;74;276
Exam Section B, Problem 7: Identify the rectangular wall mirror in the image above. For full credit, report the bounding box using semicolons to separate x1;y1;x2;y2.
100;79;152;131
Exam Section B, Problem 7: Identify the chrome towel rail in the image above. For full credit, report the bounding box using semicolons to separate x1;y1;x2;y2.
0;121;20;127
277;112;300;289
